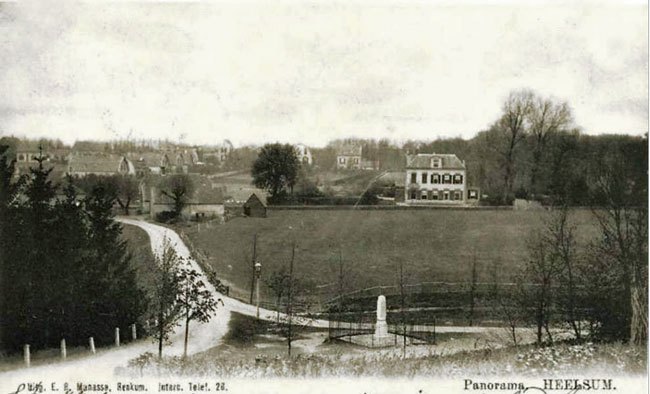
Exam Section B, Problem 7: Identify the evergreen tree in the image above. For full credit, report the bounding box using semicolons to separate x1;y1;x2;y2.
51;177;89;344
22;150;58;348
0;144;26;351
85;183;147;343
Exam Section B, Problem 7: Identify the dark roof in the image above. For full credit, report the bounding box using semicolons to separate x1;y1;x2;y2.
129;152;167;168
244;193;267;207
405;153;465;170
337;145;362;156
16;140;43;152
68;152;129;174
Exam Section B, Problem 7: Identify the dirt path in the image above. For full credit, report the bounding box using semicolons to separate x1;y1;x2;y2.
0;218;496;387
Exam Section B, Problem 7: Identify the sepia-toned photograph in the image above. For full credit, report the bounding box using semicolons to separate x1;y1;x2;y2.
0;0;647;393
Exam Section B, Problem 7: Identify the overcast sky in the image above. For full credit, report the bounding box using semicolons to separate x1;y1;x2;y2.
0;0;647;147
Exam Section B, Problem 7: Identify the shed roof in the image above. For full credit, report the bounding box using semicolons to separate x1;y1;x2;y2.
244;193;267;207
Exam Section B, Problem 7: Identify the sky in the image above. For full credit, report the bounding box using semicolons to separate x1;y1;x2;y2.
0;0;647;148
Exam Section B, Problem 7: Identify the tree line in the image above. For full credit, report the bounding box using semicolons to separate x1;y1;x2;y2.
0;146;220;356
0;146;147;353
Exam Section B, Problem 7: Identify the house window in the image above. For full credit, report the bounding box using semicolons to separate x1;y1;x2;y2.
453;174;463;184
431;191;439;200
421;173;427;183
454;191;462;200
469;190;477;199
431;158;441;168
432;174;440;184
443;174;451;184
410;172;417;184
443;191;449;200
353;157;359;164
421;191;427;200
410;189;417;199
339;157;345;164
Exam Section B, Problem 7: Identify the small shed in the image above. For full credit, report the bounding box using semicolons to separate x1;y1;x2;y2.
243;193;267;218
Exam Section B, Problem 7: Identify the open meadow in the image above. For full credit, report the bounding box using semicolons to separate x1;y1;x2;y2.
183;208;601;306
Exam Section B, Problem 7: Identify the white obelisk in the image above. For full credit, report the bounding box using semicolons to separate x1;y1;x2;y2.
375;295;388;338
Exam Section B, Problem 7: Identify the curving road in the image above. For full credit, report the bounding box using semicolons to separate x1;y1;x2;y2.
1;218;492;387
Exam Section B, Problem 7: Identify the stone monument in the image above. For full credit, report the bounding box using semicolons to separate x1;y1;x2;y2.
374;295;388;338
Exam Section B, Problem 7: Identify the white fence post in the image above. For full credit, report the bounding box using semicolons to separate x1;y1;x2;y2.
115;327;120;347
131;324;137;340
60;339;67;360
24;344;30;367
89;337;96;354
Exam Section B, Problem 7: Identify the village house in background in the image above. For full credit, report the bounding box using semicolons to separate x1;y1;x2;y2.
336;144;362;170
294;143;312;165
67;152;136;177
13;141;70;181
145;177;226;220
201;140;233;165
404;153;477;205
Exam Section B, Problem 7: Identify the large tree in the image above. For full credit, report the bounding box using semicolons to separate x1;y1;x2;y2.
251;143;300;202
527;96;572;197
109;175;140;215
485;90;534;204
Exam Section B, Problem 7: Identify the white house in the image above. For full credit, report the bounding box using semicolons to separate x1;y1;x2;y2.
336;145;362;170
202;140;233;163
294;143;312;165
404;153;466;204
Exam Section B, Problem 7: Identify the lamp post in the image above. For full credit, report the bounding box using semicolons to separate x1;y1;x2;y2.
255;261;262;319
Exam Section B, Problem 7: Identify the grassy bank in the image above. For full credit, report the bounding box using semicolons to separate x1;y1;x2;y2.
125;336;646;378
122;223;156;295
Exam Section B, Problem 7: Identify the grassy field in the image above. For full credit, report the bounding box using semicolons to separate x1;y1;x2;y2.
183;208;600;304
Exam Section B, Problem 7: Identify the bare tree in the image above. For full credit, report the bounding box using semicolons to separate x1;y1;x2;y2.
287;243;295;357
548;206;583;340
468;251;479;327
528;97;572;197
265;267;289;323
491;259;521;346
249;233;257;304
591;143;648;344
159;174;195;218
523;228;559;345
110;175;140;215
177;264;222;358
486;90;534;204
397;260;407;357
151;239;183;358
